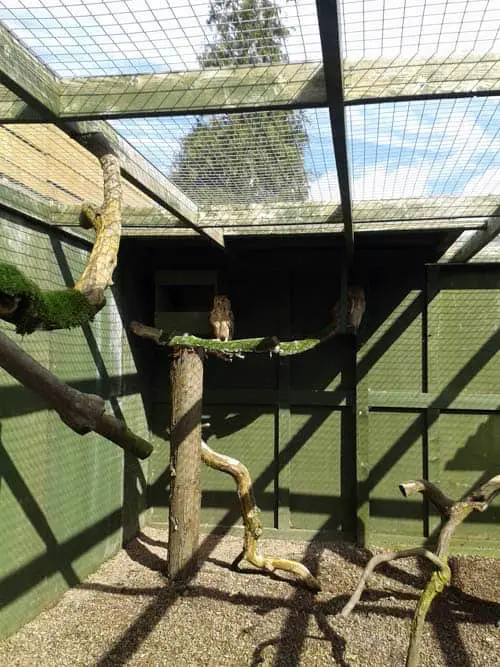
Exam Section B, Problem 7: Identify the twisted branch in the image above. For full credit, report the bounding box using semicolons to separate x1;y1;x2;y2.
341;475;500;667
201;439;321;591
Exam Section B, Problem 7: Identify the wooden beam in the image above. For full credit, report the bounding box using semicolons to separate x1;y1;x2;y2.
440;216;500;263
316;0;353;255
0;26;222;247
28;54;500;121
0;182;491;237
353;197;500;221
345;53;500;104
0;23;60;116
59;64;325;119
0;22;498;125
0;85;44;122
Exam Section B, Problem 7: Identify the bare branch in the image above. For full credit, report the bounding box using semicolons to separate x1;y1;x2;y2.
340;548;449;618
0;329;152;459
345;474;497;667
201;440;320;591
399;479;455;516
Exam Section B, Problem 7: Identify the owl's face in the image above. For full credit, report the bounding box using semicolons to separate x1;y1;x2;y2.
213;295;231;312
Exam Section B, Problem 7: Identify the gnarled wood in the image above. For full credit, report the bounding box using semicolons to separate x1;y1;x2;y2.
342;475;500;667
201;440;321;591
0;132;122;332
0;328;152;459
74;133;122;308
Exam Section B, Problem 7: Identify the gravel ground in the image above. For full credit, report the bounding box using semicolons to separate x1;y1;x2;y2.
0;528;498;667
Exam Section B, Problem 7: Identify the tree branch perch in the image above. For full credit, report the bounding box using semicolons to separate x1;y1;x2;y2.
201;439;320;591
341;474;500;667
0;132;122;333
0;328;152;459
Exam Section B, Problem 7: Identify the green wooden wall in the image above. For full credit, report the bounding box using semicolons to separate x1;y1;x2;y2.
146;246;499;554
0;211;150;640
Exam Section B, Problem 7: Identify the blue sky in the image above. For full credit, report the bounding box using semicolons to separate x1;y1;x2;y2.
0;0;499;204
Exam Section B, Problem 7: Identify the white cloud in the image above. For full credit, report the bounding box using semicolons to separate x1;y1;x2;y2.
308;162;431;202
462;166;500;196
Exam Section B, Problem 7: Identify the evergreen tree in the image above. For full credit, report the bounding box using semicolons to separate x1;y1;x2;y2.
170;0;308;205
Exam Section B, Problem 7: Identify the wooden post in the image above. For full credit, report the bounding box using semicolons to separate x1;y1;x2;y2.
167;348;203;584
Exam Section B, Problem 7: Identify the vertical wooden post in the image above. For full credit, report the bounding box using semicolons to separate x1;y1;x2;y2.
167;347;203;584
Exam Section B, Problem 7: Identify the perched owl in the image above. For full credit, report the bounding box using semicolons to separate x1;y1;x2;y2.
332;286;366;331
209;294;234;341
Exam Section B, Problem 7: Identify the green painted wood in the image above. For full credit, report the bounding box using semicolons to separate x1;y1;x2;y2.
426;264;500;543
368;390;500;411
0;85;44;122
289;407;343;531
0;211;150;640
0;23;60;116
344;53;500;103
359;289;424;392
367;411;426;537
355;380;370;544
59;63;325;118
201;406;276;528
277;358;292;530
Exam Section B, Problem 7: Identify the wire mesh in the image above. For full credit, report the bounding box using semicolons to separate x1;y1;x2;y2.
0;0;321;78
0;124;157;207
111;108;340;207
341;0;500;59
347;97;500;216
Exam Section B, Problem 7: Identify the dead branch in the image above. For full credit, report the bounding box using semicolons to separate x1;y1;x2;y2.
399;479;455;515
201;439;321;591
74;133;122;308
0;132;122;333
340;548;449;618
341;475;500;667
0;328;152;459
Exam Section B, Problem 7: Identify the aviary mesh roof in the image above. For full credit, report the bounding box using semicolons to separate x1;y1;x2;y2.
0;0;498;253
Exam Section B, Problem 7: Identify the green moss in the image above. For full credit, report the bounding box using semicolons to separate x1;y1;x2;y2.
0;262;96;334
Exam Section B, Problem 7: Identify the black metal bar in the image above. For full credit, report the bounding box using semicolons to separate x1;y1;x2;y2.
315;0;353;257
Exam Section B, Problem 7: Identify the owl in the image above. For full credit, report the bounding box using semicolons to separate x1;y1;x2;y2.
332;286;366;331
209;294;234;341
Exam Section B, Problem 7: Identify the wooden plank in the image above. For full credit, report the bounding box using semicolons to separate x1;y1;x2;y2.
0;23;60;115
59;63;325;119
353;197;500;221
0;85;43;122
441;219;500;263
345;53;500;103
0;180;489;239
53;54;500;120
369;390;500;411
355;380;370;545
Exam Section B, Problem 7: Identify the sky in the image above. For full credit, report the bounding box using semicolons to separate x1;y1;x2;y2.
0;0;499;206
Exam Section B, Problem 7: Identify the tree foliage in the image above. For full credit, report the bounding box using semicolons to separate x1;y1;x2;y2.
170;0;308;205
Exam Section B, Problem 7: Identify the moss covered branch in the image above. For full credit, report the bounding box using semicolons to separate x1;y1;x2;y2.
201;439;321;591
342;475;500;667
0;328;152;459
130;318;347;357
0;132;122;333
